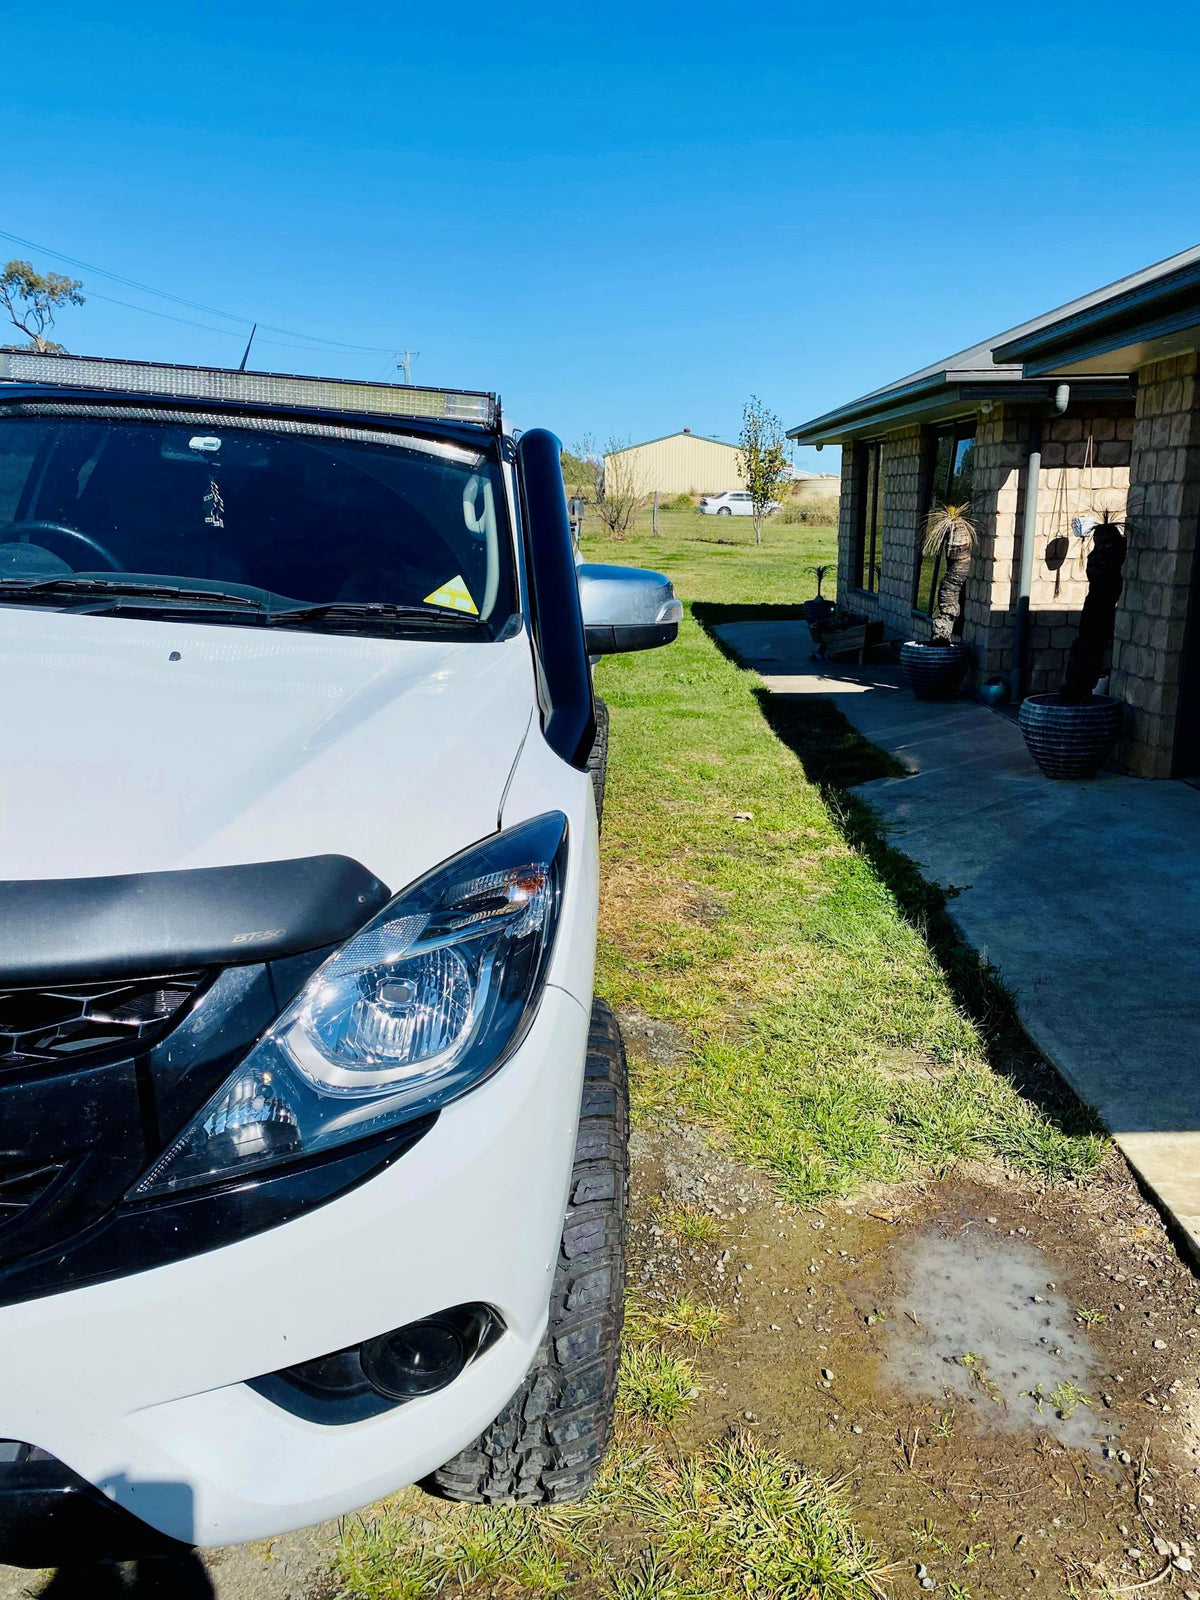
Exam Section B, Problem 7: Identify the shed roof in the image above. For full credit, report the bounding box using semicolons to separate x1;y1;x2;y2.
605;431;735;455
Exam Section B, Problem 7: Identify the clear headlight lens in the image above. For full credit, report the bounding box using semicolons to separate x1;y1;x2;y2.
131;813;568;1198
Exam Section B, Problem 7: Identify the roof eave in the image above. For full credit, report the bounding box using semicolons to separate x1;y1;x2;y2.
993;262;1200;371
788;375;1132;447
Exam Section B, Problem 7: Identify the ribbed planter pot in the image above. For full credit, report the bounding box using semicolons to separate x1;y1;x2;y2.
1018;693;1122;779
900;641;971;700
803;597;836;627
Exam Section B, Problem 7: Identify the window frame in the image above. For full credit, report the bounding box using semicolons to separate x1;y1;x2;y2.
853;439;883;594
912;420;976;617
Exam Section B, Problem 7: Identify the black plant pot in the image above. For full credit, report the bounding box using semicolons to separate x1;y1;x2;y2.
803;597;836;626
1018;693;1122;779
900;641;971;700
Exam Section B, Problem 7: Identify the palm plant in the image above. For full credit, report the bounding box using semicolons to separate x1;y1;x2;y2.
923;502;977;644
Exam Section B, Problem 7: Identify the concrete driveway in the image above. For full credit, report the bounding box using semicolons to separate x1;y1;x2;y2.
716;619;1200;1263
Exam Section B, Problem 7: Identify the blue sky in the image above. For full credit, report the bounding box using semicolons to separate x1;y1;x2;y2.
3;0;1199;469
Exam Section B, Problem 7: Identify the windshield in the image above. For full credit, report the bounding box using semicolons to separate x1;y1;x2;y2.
0;412;515;631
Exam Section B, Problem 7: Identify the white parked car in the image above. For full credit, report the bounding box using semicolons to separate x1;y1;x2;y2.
699;490;782;517
0;350;682;1565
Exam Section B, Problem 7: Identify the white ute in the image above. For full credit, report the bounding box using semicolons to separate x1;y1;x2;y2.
0;352;681;1563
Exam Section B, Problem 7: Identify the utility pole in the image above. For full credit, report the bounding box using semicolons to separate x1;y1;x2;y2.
395;349;419;385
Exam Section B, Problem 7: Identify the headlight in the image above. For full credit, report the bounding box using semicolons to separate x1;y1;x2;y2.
131;812;568;1198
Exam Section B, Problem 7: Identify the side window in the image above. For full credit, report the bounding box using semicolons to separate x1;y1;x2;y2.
914;424;974;615
854;441;882;592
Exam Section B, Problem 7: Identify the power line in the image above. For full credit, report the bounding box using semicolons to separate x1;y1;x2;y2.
0;226;398;356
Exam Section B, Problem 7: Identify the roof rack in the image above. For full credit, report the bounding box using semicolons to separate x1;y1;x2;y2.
0;350;498;428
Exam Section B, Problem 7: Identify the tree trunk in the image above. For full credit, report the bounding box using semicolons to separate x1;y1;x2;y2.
1059;523;1127;704
652;491;659;536
930;537;971;643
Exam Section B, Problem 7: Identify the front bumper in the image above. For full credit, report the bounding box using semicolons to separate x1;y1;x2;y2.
0;983;589;1551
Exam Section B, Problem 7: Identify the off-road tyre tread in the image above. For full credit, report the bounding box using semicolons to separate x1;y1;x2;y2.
586;698;609;831
426;998;628;1504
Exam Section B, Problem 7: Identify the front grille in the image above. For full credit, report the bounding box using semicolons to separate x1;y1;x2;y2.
0;973;206;1070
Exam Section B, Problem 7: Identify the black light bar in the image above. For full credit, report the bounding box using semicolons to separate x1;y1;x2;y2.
0;351;498;428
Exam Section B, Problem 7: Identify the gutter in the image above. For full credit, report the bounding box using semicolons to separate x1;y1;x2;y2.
787;376;1131;448
993;261;1200;370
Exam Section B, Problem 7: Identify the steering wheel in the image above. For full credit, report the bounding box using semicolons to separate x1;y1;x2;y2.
0;521;123;573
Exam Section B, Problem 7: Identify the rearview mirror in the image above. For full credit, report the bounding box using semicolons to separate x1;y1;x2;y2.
576;563;683;655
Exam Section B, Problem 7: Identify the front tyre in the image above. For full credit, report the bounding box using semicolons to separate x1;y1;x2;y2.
426;999;628;1504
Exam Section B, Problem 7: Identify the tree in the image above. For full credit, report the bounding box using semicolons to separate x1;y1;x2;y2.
922;502;976;643
560;445;594;501
592;436;646;541
737;397;789;547
0;261;85;353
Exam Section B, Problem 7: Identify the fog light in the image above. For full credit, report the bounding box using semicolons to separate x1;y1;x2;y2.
360;1317;468;1399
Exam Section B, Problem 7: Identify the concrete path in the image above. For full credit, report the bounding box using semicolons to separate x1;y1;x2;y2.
715;620;1200;1262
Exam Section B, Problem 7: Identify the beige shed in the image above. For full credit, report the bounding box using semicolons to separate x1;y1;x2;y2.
603;431;744;497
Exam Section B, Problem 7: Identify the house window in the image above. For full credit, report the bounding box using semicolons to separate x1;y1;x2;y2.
854;440;882;592
914;422;975;614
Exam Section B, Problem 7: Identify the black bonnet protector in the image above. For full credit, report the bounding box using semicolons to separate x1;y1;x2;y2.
0;855;391;984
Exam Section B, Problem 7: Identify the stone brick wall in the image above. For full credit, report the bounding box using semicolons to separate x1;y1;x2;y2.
1023;411;1133;696
833;405;1136;702
965;407;1026;684
876;428;923;638
1109;354;1200;777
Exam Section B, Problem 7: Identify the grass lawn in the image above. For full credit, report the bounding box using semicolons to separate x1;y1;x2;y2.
588;513;1103;1201
334;511;1103;1600
586;504;838;610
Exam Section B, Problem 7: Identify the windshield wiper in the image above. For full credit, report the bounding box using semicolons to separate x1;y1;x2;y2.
263;600;485;633
0;581;487;635
0;577;264;610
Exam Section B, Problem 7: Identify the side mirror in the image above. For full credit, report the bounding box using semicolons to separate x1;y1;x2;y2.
576;563;683;655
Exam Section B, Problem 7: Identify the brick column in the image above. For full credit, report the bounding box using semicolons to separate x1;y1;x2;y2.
967;407;1028;684
1110;355;1200;778
835;444;858;603
874;426;922;639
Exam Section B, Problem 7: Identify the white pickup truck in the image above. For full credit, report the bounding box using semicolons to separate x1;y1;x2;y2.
0;351;680;1563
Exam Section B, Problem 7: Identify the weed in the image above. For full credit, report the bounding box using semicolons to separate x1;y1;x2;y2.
1050;1381;1092;1420
911;1518;950;1553
628;1293;726;1344
336;1435;886;1599
618;1345;698;1427
960;1352;1003;1404
1075;1305;1107;1325
660;1205;721;1246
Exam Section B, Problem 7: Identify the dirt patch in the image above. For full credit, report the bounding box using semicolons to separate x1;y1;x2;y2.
629;1100;1200;1598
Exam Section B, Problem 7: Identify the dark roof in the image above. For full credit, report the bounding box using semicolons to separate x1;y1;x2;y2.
784;251;1200;444
991;245;1200;376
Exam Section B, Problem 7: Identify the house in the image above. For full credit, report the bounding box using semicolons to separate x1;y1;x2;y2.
788;245;1200;778
603;431;744;497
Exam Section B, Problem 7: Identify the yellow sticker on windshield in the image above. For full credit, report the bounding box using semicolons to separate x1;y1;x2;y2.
424;575;478;614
